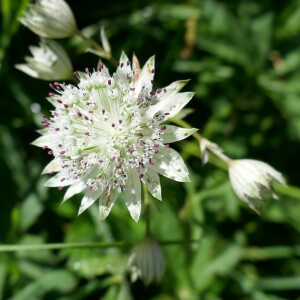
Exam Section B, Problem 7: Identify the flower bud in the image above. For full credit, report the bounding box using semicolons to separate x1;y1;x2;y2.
20;0;77;39
128;238;165;286
15;39;73;81
228;159;286;213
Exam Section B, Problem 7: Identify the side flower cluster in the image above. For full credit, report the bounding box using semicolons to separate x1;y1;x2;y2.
16;0;77;80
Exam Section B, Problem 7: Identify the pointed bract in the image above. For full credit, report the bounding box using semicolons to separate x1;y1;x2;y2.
160;126;198;144
63;181;86;202
78;189;102;215
42;159;61;174
151;147;190;182
143;169;162;200
124;169;142;222
143;91;194;123
99;189;118;220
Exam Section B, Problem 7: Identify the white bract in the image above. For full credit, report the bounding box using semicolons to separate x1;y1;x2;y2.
15;39;73;81
128;238;165;285
33;52;195;221
228;159;286;213
20;0;77;39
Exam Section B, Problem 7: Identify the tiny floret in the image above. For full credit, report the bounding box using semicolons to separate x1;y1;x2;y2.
32;52;195;221
20;0;77;39
128;238;165;285
15;39;73;81
228;159;286;213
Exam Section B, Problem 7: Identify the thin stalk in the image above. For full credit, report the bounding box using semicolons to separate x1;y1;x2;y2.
273;181;300;199
76;30;116;65
0;241;128;252
143;183;151;237
145;205;151;237
170;117;230;166
77;30;104;52
0;239;200;252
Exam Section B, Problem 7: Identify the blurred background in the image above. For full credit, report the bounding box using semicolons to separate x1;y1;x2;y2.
1;0;300;299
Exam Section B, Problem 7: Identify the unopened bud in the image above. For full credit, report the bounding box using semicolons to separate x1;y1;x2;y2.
19;0;77;39
128;238;165;286
228;159;286;213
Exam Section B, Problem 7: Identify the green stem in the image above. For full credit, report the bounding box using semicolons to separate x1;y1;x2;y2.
76;30;117;65
243;245;300;260
143;183;151;237
273;182;300;199
0;241;128;252
77;30;104;52
145;205;151;237
169;117;230;168
0;239;199;252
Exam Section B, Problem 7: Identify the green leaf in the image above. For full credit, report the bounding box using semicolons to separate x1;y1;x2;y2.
190;235;243;292
258;276;300;291
0;260;7;300
276;0;300;38
10;270;78;300
155;4;201;20
69;254;127;279
19;193;43;231
251;13;273;66
197;37;248;66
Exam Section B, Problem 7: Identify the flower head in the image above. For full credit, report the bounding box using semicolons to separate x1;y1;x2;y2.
128;238;165;285
15;39;73;81
228;159;286;213
20;0;77;39
32;52;195;221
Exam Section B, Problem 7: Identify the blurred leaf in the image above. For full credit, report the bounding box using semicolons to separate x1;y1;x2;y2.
270;49;300;77
190;235;244;291
70;254;127;279
102;281;133;300
197;37;248;66
16;235;56;264
252;290;288;300
276;0;300;38
250;13;273;66
17;260;54;280
19;193;43;231
9;270;78;300
0;0;31;63
155;4;201;20
0;126;26;189
0;260;7;300
257;276;300;291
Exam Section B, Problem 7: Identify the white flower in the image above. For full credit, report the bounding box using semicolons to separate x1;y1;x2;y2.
228;159;286;213
32;52;195;221
15;39;73;81
128;238;165;285
20;0;77;39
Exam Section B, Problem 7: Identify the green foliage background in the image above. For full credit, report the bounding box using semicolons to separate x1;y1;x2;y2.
1;0;300;299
